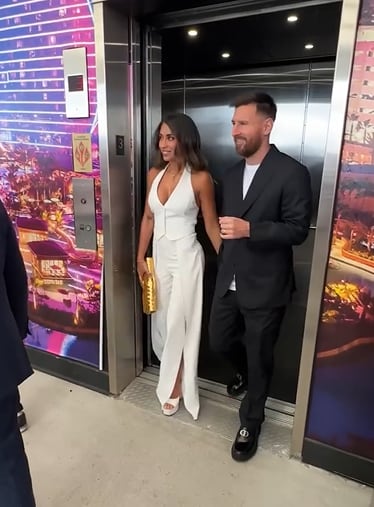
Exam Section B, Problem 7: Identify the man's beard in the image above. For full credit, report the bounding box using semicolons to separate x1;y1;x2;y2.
234;136;262;158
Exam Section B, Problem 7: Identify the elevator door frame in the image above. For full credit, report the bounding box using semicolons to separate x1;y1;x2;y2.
139;0;358;454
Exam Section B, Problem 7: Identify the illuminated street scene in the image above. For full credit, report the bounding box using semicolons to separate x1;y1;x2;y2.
0;0;102;366
306;11;374;460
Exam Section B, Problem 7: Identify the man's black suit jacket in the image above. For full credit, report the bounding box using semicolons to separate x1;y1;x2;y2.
216;144;312;309
0;201;32;398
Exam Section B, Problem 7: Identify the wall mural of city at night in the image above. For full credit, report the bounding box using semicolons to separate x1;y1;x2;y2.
0;0;102;368
306;0;374;463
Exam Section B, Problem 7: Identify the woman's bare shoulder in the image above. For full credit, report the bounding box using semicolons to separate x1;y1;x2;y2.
147;167;162;183
192;169;214;187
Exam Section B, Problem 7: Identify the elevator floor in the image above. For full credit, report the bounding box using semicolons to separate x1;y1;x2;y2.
20;372;372;507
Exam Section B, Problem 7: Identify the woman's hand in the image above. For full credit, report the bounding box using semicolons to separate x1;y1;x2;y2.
137;259;149;285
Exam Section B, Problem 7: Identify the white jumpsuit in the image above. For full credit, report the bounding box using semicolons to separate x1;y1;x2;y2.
148;166;204;420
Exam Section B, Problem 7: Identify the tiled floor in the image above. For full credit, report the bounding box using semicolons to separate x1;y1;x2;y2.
20;371;373;507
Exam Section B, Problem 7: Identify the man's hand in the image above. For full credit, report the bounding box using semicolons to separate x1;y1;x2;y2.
219;217;250;239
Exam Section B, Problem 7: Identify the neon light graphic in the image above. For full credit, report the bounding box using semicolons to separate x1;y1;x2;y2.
0;0;102;368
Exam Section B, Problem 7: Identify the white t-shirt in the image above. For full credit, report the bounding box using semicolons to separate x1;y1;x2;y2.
229;163;260;291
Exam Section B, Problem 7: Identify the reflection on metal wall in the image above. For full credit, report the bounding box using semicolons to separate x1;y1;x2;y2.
161;62;334;403
163;62;335;223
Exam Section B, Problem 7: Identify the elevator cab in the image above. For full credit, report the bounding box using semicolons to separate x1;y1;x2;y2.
132;0;343;413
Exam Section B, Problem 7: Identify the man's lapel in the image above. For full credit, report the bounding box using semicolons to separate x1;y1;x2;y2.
224;160;245;216
239;144;278;217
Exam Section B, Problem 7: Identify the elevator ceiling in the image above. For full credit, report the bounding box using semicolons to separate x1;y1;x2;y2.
160;2;342;79
107;0;342;79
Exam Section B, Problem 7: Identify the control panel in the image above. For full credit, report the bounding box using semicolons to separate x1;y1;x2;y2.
72;177;97;251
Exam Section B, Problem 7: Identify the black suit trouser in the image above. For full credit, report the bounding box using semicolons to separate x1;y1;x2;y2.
209;290;285;430
16;389;23;413
0;390;35;507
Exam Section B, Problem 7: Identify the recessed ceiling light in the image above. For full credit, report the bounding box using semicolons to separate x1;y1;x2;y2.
187;28;198;37
287;14;298;22
305;43;314;50
221;52;231;59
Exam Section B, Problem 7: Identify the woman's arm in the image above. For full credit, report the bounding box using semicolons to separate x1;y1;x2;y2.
136;168;159;282
194;171;221;254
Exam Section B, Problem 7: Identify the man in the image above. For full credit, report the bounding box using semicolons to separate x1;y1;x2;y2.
0;200;35;505
209;92;312;462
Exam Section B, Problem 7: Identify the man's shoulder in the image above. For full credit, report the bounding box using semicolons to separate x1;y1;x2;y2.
272;146;307;173
222;159;243;179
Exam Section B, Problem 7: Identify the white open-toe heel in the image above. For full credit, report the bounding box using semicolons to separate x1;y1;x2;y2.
162;397;180;416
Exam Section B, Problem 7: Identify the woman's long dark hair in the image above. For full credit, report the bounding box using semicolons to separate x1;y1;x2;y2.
152;113;207;171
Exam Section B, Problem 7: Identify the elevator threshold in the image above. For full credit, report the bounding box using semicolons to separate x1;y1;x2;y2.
142;366;294;426
121;369;293;459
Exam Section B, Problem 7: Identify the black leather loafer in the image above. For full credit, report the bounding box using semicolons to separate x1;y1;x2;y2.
227;373;248;397
231;426;260;462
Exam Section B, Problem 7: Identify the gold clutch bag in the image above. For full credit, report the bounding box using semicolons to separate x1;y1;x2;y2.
142;257;157;315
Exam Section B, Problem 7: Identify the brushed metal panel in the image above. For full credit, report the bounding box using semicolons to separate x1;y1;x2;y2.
130;19;145;376
94;3;136;395
302;62;335;225
145;30;162;167
161;78;185;114
272;63;335;402
72;177;97;251
143;29;163;367
163;64;310;179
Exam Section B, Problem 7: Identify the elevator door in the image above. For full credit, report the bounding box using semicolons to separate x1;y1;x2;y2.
157;62;334;404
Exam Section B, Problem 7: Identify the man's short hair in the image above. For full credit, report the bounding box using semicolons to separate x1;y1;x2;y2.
231;92;277;120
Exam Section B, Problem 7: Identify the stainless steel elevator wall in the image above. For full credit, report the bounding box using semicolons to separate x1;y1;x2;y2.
160;62;334;403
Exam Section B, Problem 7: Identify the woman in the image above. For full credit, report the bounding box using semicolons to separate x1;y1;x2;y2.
137;113;221;420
